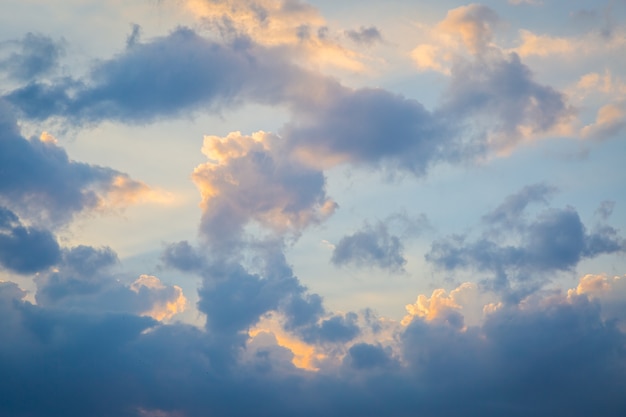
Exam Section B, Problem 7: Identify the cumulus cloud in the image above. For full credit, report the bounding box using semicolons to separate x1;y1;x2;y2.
285;87;462;175
0;102;158;226
1;272;626;417
410;5;572;152
0;206;60;274
35;245;186;320
0;32;64;81
192;131;336;244
427;185;626;297
331;213;429;272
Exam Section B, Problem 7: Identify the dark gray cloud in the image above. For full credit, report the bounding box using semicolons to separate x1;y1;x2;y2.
427;186;626;296
345;26;383;45
331;213;429;272
1;277;625;417
0;206;60;274
345;343;394;370
0;32;64;81
0;102;150;226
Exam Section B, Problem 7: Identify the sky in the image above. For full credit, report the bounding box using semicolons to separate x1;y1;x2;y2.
1;0;626;416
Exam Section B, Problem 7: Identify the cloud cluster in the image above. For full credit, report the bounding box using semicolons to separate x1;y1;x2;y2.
0;102;156;226
427;184;626;297
1;272;625;417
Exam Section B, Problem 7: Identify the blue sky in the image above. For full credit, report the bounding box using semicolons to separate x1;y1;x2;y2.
1;1;626;416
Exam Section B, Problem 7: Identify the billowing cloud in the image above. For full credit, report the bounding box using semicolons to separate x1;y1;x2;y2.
0;206;60;274
0;102;158;226
192;131;336;244
285;87;460;175
427;185;626;296
35;245;186;321
1;271;626;417
410;5;572;152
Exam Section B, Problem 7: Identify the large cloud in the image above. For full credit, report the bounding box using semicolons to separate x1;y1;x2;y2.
1;273;625;417
192;131;336;245
35;245;186;321
427;185;626;297
0;102;157;226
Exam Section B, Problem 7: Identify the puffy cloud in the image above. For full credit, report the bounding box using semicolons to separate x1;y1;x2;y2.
437;4;501;56
331;213;428;272
569;274;626;327
344;26;382;46
2;273;626;417
410;6;572;152
130;275;187;321
427;185;626;296
35;245;186;321
285;87;458;175
0;32;64;81
192;131;336;243
0;102;157;226
441;51;572;152
3;27;332;124
0;206;60;274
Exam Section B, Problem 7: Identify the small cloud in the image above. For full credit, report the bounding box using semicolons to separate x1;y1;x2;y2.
345;26;382;46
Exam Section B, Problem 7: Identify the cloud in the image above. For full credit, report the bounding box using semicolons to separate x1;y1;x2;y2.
0;32;64;81
0;206;60;274
580;101;626;141
2;272;626;417
35;245;186;321
441;52;572;152
437;4;501;56
410;5;572;152
427;185;626;296
0;102;157;226
331;213;428;272
192;131;336;244
345;342;394;370
3;28;320;124
345;26;382;46
186;0;365;71
285;87;461;175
